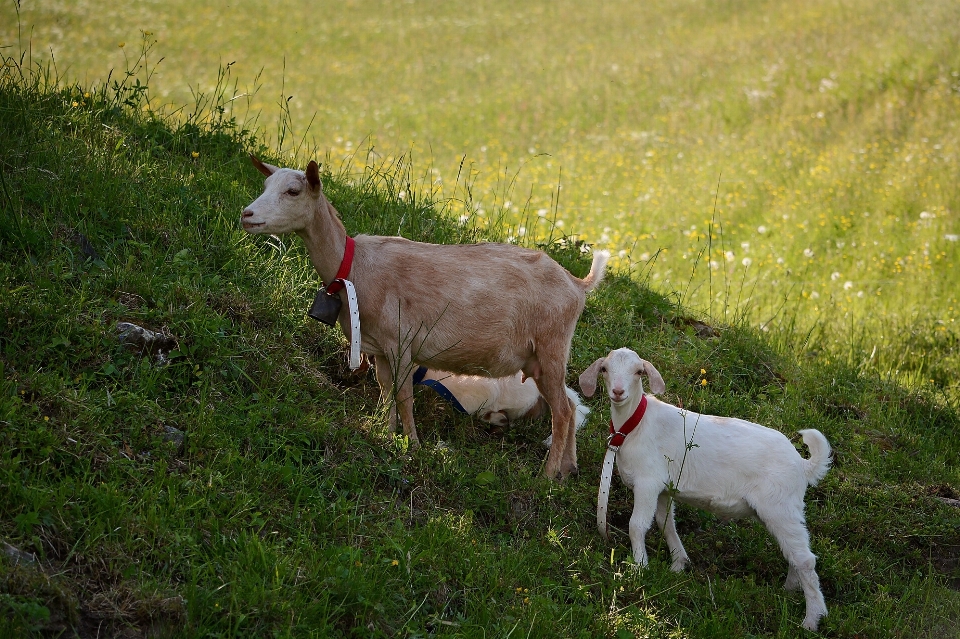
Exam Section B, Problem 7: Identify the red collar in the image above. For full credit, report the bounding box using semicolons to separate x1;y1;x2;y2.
324;236;355;295
608;395;647;448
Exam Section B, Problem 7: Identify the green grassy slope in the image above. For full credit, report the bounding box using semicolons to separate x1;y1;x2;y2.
5;0;960;343
1;64;959;637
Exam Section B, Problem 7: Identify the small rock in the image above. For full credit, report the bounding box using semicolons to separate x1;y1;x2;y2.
162;425;185;447
2;541;37;566
116;321;178;361
71;230;101;261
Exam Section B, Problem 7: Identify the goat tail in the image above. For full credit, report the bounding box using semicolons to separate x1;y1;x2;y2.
799;429;832;486
580;249;611;293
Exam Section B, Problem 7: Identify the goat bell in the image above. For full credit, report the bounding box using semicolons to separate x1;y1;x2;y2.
307;288;342;326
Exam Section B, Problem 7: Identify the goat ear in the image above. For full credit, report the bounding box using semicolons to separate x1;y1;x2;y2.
305;160;322;190
641;359;666;395
578;357;605;397
250;154;278;176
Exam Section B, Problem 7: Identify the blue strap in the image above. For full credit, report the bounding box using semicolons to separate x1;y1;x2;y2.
412;366;469;414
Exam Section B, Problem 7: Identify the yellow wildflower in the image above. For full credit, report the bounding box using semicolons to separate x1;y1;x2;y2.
391;559;399;566
191;151;199;158
118;42;125;48
700;368;706;375
701;379;708;387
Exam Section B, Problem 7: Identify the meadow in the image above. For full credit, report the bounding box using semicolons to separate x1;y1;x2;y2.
1;0;960;637
3;0;960;374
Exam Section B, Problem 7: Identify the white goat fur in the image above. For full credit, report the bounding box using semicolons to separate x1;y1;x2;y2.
416;369;589;442
579;348;831;632
242;157;609;479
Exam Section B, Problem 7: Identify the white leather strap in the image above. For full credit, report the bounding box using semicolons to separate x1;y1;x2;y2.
341;279;362;370
597;445;618;541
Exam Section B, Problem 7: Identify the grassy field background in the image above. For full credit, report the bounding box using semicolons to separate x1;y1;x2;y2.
2;1;960;637
3;0;960;376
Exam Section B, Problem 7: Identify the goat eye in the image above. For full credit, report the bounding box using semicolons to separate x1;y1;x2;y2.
600;366;606;373
286;188;301;196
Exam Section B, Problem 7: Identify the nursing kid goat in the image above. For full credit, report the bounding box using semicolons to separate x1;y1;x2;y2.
241;156;608;479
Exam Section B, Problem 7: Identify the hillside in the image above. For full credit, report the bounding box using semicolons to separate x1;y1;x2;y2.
1;59;959;637
5;0;960;342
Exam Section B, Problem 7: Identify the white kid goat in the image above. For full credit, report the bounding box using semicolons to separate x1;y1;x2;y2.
413;368;589;444
242;156;609;479
579;348;831;631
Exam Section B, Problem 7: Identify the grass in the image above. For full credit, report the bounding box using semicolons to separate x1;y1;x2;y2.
2;35;960;638
2;0;960;361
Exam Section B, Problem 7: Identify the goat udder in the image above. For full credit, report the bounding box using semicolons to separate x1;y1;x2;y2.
521;359;542;382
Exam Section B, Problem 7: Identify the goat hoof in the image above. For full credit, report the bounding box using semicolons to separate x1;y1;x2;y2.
557;462;578;480
545;465;563;482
